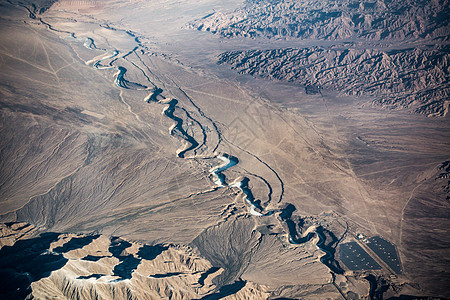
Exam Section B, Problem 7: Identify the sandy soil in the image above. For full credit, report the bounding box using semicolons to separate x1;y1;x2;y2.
0;0;449;298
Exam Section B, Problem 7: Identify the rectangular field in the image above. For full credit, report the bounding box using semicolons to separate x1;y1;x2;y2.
339;242;382;271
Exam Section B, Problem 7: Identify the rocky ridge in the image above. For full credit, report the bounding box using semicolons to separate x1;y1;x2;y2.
191;0;450;116
0;223;271;299
218;46;450;116
190;0;449;41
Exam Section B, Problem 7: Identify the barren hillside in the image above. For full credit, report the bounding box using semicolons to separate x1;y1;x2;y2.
191;0;449;41
0;0;449;298
218;46;450;116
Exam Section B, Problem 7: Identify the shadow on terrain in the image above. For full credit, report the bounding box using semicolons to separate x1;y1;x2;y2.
53;234;100;253
137;244;168;260
198;278;246;300
0;232;67;299
198;266;221;286
107;238;169;280
151;272;183;278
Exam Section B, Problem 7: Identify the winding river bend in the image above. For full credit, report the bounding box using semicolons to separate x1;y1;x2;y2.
84;30;343;275
209;154;238;187
160;98;199;158
20;5;344;279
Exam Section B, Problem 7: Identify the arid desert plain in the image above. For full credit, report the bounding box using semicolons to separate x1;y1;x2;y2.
0;0;449;299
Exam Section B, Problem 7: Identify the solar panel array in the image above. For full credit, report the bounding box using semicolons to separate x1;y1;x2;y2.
366;236;402;274
339;242;381;271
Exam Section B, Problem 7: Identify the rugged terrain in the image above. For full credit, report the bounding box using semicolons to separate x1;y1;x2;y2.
193;0;450;116
0;0;449;299
218;46;449;116
190;0;449;41
0;223;272;299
